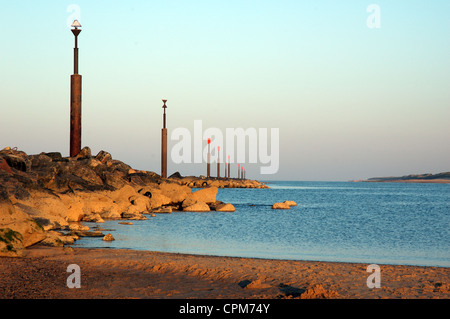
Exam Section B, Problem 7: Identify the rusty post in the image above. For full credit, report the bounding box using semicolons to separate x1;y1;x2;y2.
225;161;227;179
217;146;220;178
238;164;240;179
70;74;82;157
161;99;168;179
70;21;82;157
207;138;211;178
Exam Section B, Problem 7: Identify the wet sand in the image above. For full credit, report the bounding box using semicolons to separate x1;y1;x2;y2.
0;246;448;299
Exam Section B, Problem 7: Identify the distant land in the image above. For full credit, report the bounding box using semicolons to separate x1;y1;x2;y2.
354;172;450;184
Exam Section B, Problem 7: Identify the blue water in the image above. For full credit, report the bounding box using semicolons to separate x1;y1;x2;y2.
72;181;450;267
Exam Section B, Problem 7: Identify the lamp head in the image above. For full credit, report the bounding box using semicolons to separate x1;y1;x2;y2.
71;20;82;36
71;20;82;29
162;99;167;108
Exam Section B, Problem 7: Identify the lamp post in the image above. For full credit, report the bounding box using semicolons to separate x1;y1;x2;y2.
225;161;227;178
207;138;211;178
161;99;168;179
70;20;82;157
217;146;220;178
228;155;230;179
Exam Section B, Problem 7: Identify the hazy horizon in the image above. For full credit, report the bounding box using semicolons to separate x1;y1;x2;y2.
1;1;449;181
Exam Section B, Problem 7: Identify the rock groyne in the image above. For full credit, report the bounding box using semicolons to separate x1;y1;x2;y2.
0;147;267;256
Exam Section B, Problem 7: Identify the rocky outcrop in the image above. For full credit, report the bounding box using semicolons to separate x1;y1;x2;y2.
0;147;242;256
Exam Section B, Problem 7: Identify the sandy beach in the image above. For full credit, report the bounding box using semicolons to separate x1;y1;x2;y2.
1;245;448;300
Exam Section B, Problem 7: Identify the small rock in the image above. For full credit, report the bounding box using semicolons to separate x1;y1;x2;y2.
121;212;147;220
82;213;105;223
168;171;183;179
152;207;172;214
284;200;298;207
68;223;90;231
42;152;63;162
103;233;115;241
95;150;112;164
71;230;104;237
118;221;133;225
76;146;92;159
272;202;290;209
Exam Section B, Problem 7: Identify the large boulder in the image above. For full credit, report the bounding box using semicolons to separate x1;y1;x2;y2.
183;202;211;212
215;203;235;212
79;191;121;220
137;186;173;210
158;182;191;204
181;197;198;209
189;187;218;204
0;197;46;254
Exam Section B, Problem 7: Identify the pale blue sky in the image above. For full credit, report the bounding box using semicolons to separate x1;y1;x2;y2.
1;1;449;181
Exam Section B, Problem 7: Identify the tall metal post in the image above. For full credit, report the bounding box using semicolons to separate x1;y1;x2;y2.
70;20;82;157
217;146;220;178
207;138;211;178
225;161;227;178
161;99;168;179
238;164;240;179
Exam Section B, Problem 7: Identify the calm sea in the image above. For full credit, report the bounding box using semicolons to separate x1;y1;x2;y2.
72;181;450;267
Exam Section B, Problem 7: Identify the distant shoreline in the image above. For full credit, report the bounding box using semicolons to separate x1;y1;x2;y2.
353;172;450;184
357;179;450;184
